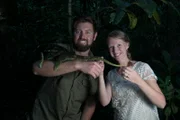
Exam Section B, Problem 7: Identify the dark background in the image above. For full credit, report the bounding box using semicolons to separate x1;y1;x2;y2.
2;0;180;120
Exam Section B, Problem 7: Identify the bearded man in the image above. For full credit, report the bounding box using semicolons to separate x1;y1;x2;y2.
27;16;104;120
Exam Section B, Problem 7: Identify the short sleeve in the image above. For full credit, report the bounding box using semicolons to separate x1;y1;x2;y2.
36;43;75;69
142;63;158;81
44;43;74;61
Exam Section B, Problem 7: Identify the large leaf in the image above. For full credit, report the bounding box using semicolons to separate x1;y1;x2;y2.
152;9;161;25
151;59;167;72
113;0;131;8
111;0;131;24
111;11;125;24
133;0;157;18
160;0;168;4
160;0;180;17
171;103;178;114
127;11;137;29
164;106;172;118
162;50;171;66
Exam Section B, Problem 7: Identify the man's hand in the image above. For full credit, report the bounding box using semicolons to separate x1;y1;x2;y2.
76;61;104;78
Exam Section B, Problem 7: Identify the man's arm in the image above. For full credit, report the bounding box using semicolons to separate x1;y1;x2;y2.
33;60;103;78
81;96;96;120
33;60;79;77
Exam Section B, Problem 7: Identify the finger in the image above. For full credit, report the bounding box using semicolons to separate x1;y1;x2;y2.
98;60;103;64
123;74;129;80
91;72;97;79
90;67;101;77
125;67;133;72
122;70;129;76
94;62;103;69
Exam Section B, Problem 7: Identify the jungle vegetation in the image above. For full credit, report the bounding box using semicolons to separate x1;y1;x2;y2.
1;0;180;120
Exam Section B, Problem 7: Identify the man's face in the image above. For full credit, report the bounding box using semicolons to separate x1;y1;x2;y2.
73;22;97;52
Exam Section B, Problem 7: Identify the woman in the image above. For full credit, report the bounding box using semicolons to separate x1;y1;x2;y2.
98;30;166;120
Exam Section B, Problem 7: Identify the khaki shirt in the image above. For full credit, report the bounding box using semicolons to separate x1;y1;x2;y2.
28;48;98;120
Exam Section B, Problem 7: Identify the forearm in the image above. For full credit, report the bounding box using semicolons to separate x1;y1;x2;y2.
33;60;79;77
138;80;166;109
99;75;111;106
81;96;96;120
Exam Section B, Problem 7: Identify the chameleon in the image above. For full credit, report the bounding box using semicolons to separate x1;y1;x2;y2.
38;52;122;71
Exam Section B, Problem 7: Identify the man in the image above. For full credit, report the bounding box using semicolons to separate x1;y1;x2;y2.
28;16;103;120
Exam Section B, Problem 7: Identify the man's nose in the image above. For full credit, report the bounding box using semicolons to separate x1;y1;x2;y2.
80;32;86;39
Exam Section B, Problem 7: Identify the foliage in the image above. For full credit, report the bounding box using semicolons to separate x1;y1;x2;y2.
151;50;180;120
1;0;180;120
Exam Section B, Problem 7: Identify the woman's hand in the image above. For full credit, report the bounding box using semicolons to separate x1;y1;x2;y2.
122;67;142;84
98;60;105;77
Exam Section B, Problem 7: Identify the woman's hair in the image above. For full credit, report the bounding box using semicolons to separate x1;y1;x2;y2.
107;30;132;59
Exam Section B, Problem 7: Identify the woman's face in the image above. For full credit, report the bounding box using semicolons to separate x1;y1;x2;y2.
108;37;129;61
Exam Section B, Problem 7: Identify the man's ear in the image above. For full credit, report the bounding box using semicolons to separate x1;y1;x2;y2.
126;42;130;50
93;32;98;41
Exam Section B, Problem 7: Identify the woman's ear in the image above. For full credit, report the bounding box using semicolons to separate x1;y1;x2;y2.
126;42;130;50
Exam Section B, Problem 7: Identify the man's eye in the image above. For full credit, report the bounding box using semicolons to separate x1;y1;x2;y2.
75;30;81;34
109;46;113;49
86;31;93;34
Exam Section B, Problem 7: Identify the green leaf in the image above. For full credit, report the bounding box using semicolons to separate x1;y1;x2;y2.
160;0;168;4
133;0;157;18
175;89;180;99
39;52;44;68
162;50;171;66
110;0;131;24
160;0;180;17
171;103;178;114
110;13;116;23
112;11;125;24
164;91;173;100
127;11;137;29
169;2;180;17
164;106;172;117
151;59;167;72
165;76;171;84
152;9;161;25
113;0;131;8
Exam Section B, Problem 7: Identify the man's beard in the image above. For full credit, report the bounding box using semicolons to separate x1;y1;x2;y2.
73;40;92;52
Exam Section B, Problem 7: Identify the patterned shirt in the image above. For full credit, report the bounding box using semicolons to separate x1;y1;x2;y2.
107;61;159;120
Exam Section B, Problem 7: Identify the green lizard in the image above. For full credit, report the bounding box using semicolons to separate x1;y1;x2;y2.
38;52;121;70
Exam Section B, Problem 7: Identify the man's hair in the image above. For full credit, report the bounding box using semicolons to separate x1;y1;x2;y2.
72;16;97;32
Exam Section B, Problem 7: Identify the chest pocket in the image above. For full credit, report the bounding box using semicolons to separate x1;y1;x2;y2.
72;73;91;102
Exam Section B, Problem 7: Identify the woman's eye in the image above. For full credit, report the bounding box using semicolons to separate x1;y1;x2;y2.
117;44;121;47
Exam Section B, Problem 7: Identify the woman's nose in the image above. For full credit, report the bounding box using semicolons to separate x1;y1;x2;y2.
113;47;119;53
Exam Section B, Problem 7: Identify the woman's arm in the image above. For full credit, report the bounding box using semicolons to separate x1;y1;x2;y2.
138;79;166;109
98;74;112;106
123;66;166;109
